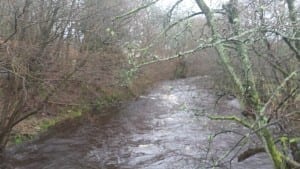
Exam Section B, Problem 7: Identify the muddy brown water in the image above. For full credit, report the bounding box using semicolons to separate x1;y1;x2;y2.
1;76;273;169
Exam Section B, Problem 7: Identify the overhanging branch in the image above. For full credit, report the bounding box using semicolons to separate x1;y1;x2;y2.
135;28;259;68
114;0;159;20
260;70;299;114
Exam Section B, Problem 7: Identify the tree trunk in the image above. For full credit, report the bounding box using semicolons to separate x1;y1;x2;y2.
286;0;300;61
194;0;286;168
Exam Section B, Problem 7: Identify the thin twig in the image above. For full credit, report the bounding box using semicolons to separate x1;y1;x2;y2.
114;0;159;20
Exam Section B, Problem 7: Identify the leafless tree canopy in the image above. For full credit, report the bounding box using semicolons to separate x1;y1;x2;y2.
0;0;299;168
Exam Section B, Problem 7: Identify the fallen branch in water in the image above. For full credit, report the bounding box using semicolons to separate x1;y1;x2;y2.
47;101;80;106
238;147;265;162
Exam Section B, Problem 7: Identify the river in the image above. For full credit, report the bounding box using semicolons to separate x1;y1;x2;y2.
1;76;272;169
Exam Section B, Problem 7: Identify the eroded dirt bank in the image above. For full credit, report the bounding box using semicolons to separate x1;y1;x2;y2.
1;76;272;169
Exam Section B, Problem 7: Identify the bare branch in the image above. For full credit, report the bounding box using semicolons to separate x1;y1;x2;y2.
208;115;252;129
238;147;265;162
136;28;259;68
114;0;159;20
260;70;299;114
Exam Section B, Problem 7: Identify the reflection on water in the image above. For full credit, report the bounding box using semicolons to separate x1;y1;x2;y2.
1;76;272;169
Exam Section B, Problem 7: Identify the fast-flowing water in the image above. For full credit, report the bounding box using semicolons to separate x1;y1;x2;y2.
1;76;272;169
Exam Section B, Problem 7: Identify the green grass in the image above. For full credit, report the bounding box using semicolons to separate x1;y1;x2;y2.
39;119;57;131
9;108;84;146
12;134;34;145
39;108;83;132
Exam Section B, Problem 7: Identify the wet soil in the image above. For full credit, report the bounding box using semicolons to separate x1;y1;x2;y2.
1;76;272;169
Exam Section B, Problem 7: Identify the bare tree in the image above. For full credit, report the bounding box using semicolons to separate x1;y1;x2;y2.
0;0;83;152
116;0;299;168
